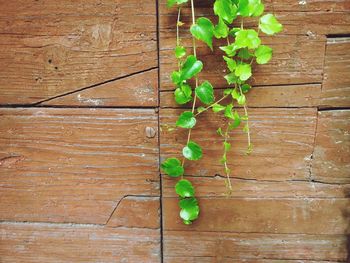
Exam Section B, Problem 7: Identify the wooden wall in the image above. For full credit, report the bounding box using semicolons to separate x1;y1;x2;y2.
0;0;349;262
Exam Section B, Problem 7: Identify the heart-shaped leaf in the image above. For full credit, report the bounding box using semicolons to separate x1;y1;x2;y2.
176;111;196;129
183;141;203;160
214;0;237;24
212;103;226;113
235;29;261;49
190;17;214;50
175;45;186;59
161;158;184;177
180;55;203;81
175;179;195;198
259;14;283;35
195;81;215;105
235;63;252;81
174;84;192;104
255;45;272;64
214;17;229;39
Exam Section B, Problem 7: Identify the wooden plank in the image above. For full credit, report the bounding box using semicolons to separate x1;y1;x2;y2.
0;0;157;105
163;231;347;262
320;38;350;108
164;258;345;263
161;84;321;108
160;108;317;181
42;69;158;107
312;110;350;183
0;108;159;224
163;198;348;234
0;222;160;262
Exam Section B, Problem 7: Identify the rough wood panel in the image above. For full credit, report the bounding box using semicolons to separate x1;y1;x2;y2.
0;222;160;262
164;258;345;263
0;108;159;224
42;69;158;107
320;38;350;108
163;231;347;262
0;0;157;105
160;108;317;181
161;84;321;108
312;110;350;183
163;198;349;234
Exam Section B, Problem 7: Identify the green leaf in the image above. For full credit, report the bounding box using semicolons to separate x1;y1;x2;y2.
255;45;273;64
180;55;203;81
212;103;226;113
214;18;229;39
237;93;246;105
195;81;215;105
217;127;224;136
229;111;241;129
213;0;237;24
224;141;231;151
171;71;181;85
175;45;186;59
241;83;251;93
174;84;192;104
167;0;189;8
224;104;234;119
235;63;252;81
224;88;233;95
235;29;261;49
238;48;253;60
179;197;199;223
259;14;283;35
176;111;196;129
175;179;195;198
237;0;250;16
224;72;239;84
231;88;240;99
197;106;206;113
190;17;214;50
220;44;238;57
248;0;264;16
161;158;184;177
183;141;203;161
223;56;237;72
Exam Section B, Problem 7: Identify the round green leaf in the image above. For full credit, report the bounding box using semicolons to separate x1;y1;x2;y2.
195;81;215;105
237;94;246;105
175;45;186;59
241;84;251;93
176;111;196;129
235;63;252;81
235;29;261;49
259;14;283;35
161;158;184;177
175;179;195;198
180;55;203;81
255;45;273;64
174;84;192;104
179;197;200;223
213;0;237;24
183;141;203;160
190;17;214;50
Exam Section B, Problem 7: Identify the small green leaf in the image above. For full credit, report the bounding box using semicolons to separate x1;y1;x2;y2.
174;84;192;104
195;81;215;105
235;29;261;49
214;18;229;39
213;0;237;24
183;141;203;160
259;14;283;35
171;71;181;85
224;73;239;84
224;141;231;151
235;63;252;81
179;197;199;223
212;103;226;113
190;17;214;50
220;44;238;57
224;88;233;95
223;56;237;72
175;179;195;198
224;104;234;119
176;111;196;129
161;158;184;177
197;106;206;113
229;111;241;129
231;88;240;99
248;0;264;17
238;48;253;60
175;45;186;59
180;55;203;81
237;0;249;17
237;93;246;105
255;45;273;64
241;84;251;93
167;0;189;8
217;127;224;136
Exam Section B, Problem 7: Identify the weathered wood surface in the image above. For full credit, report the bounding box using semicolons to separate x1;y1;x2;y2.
161;108;317;181
320;38;350;108
0;222;160;262
0;108;159;224
0;0;157;105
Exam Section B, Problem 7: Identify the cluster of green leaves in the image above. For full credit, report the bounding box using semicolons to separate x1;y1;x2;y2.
164;0;282;225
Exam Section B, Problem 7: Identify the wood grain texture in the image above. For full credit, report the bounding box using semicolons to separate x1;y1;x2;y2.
0;222;160;263
160;108;317;181
0;108;159;224
312;110;350;183
320;38;350;108
0;0;157;105
163;231;347;262
42;69;158;107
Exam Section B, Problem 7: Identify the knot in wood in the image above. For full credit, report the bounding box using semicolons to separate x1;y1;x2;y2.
145;127;156;138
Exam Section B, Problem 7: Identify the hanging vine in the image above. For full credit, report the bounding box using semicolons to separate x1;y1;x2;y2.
161;0;283;224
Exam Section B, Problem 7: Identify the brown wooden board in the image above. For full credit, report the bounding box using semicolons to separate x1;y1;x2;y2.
0;0;157;105
0;108;159;224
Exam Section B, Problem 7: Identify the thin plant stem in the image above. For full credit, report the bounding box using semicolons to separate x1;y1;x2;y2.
195;94;229;117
